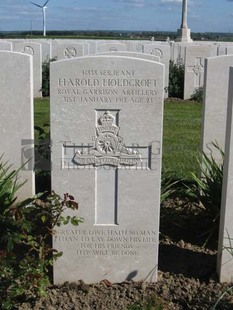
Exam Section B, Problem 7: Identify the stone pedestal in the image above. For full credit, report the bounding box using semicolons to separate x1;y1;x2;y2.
176;28;193;43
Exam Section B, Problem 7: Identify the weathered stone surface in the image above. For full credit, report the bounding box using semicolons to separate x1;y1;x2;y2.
201;55;233;160
0;51;34;201
13;42;42;98
51;55;164;284
217;66;233;283
51;41;89;59
96;42;127;53
184;45;211;99
144;44;170;98
0;40;12;51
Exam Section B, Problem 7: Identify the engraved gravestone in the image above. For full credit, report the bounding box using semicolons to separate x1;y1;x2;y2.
217;66;233;283
13;42;42;98
201;55;233;161
144;43;170;98
51;41;87;60
184;45;211;99
96;42;127;53
94;51;160;63
0;41;12;51
51;55;164;284
0;51;35;201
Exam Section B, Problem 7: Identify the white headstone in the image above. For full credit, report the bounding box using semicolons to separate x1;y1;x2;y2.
0;51;34;201
201;55;233;160
130;42;145;53
21;39;52;61
184;45;211;99
217;45;227;56
51;55;164;284
52;41;87;60
96;42;127;53
217;66;233;283
171;42;186;65
0;40;12;51
93;52;163;98
13;42;42;98
94;51;160;62
144;44;170;98
226;46;233;55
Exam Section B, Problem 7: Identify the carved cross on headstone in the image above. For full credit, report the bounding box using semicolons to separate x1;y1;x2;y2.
62;110;151;226
64;47;77;58
188;57;205;87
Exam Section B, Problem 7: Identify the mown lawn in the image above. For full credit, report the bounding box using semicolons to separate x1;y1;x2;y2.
34;98;50;140
162;100;202;179
34;98;202;180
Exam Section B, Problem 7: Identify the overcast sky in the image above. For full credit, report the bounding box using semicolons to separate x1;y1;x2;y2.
0;0;233;33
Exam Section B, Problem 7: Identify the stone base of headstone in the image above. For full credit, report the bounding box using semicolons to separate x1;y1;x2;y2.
176;28;193;43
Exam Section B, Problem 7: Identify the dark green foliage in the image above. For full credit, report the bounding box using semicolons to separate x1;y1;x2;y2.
41;57;57;97
186;142;223;246
161;170;180;203
34;99;51;193
168;61;184;99
0;160;83;309
34;124;51;193
0;156;25;209
191;86;203;103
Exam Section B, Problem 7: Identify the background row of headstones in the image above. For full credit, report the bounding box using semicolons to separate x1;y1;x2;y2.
3;39;233;99
2;45;233;283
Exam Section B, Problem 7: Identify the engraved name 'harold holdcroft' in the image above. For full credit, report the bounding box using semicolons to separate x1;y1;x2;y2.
51;56;164;284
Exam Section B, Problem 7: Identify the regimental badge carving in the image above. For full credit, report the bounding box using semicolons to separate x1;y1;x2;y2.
64;47;77;58
109;47;118;52
150;48;163;59
22;46;34;55
73;111;142;167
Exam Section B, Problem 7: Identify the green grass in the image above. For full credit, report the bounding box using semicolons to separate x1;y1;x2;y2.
163;100;202;179
34;98;202;180
34;98;50;140
34;98;50;127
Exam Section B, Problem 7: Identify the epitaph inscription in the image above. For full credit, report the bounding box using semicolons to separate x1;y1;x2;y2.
54;228;158;257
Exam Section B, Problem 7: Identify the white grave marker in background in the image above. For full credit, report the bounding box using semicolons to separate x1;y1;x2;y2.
201;55;233;160
184;45;211;99
0;51;34;201
13;42;42;98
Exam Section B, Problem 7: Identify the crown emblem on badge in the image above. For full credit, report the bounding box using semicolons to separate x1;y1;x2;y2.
99;111;114;126
97;111;119;135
